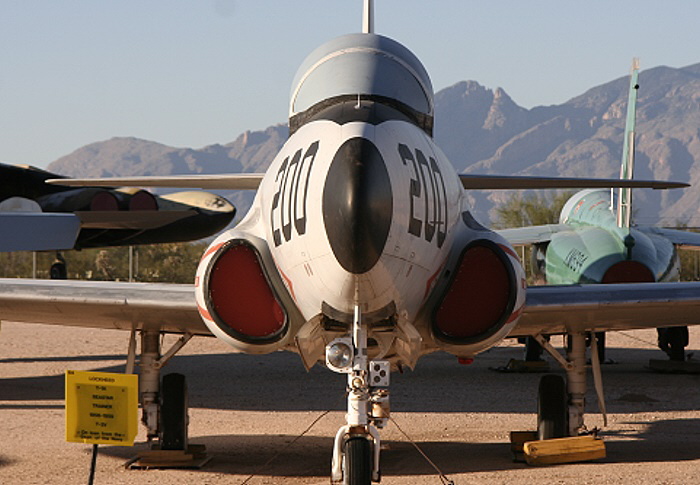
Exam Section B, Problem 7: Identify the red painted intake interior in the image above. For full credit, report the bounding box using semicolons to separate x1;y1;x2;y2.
602;261;654;283
208;244;285;339
435;244;512;340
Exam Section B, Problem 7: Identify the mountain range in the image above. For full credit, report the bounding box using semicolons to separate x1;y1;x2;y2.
48;62;700;227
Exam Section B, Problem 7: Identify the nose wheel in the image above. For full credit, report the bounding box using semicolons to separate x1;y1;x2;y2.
343;436;372;485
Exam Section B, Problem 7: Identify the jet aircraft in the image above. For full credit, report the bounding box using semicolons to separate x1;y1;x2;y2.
3;2;700;483
0;162;235;252
499;60;700;361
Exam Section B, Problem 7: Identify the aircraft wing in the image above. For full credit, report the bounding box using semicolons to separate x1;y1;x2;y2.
75;210;194;229
0;279;209;335
641;227;700;250
0;213;80;252
513;281;700;337
458;174;687;190
496;224;570;245
49;174;683;192
47;174;264;190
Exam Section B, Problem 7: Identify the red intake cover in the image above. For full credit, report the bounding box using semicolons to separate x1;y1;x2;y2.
207;243;286;341
602;260;654;283
434;242;515;341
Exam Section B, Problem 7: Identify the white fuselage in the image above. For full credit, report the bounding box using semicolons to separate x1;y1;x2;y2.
196;111;526;365
255;118;461;323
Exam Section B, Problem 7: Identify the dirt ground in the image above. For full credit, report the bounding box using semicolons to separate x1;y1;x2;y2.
1;321;699;484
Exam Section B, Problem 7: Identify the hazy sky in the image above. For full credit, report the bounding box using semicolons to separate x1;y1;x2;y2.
2;1;698;168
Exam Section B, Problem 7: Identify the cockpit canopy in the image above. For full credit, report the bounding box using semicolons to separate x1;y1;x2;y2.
289;33;434;133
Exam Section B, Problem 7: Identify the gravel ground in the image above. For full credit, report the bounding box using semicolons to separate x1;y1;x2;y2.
1;321;699;484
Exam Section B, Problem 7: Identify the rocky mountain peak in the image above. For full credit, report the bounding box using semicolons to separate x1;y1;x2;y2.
46;63;700;227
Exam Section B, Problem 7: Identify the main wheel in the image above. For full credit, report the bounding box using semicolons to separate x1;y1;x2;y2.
666;326;689;361
160;372;188;450
537;374;568;440
343;436;371;485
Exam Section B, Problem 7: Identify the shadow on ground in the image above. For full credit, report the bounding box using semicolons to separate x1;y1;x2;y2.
95;416;700;480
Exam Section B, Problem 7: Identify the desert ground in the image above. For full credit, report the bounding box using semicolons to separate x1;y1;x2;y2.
1;321;699;484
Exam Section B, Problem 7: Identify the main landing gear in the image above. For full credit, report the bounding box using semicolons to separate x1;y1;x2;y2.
532;332;607;438
327;306;389;484
125;329;194;454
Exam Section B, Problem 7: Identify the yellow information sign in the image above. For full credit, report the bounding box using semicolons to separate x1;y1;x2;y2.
65;370;138;446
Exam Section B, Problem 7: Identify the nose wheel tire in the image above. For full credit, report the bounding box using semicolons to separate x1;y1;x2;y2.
343;436;372;485
537;374;568;440
160;372;188;450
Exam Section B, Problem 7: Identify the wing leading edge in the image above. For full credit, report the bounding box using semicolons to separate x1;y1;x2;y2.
0;279;207;335
642;227;700;250
496;224;570;246
514;281;700;337
458;174;687;190
47;174;264;191
48;174;683;192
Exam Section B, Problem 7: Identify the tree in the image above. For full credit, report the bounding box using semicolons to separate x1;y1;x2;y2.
0;241;209;283
492;191;574;283
492;191;574;229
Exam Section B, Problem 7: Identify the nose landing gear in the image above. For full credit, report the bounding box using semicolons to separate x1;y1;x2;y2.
328;306;389;484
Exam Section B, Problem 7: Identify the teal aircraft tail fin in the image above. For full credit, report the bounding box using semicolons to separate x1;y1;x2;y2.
616;58;640;229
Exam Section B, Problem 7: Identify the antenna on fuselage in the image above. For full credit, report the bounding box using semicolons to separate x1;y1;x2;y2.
616;58;640;230
363;0;374;34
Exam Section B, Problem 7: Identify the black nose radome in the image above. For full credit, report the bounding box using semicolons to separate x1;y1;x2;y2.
323;137;393;274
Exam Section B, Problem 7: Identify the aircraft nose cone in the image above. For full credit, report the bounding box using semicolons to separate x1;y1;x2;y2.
322;137;393;274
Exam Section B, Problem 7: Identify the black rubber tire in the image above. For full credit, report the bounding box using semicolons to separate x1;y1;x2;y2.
160;373;188;450
344;437;372;485
537;374;568;440
667;326;689;361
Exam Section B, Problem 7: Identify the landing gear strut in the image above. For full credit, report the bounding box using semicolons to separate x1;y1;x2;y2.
328;306;389;484
126;329;193;449
534;331;607;437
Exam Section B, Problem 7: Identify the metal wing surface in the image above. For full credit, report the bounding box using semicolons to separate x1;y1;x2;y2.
641;227;700;250
46;174;264;191
0;213;80;252
514;281;700;337
0;279;208;335
496;224;570;245
458;174;687;190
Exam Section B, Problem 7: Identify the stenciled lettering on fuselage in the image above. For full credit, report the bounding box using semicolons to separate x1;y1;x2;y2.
564;247;588;272
398;143;448;248
270;141;320;247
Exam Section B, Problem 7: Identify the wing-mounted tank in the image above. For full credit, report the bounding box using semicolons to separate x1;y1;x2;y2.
420;215;526;358
288;33;434;136
194;228;305;354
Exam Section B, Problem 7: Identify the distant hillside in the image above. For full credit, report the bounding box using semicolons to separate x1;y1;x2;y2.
48;62;700;226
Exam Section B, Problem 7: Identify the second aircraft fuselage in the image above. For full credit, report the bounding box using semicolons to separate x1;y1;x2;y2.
543;189;679;284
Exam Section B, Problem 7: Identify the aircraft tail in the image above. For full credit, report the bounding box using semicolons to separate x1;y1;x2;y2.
616;58;640;229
